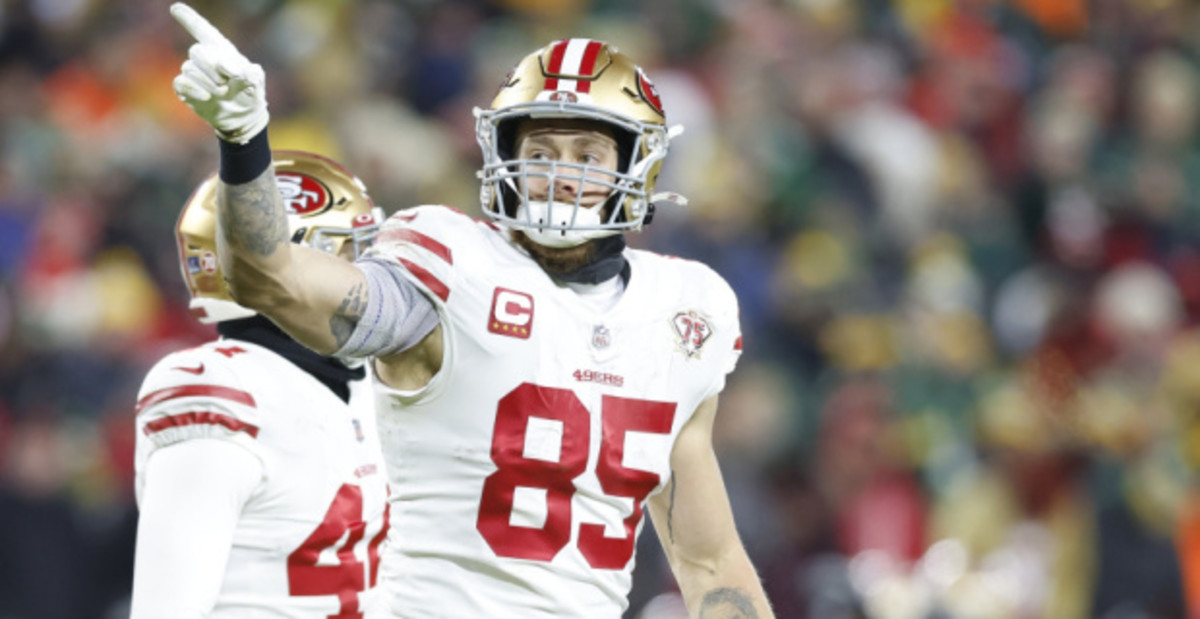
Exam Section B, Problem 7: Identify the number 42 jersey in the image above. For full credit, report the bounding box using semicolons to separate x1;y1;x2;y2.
133;337;390;618
364;206;743;618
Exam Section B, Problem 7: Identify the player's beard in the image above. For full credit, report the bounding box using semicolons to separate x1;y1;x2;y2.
511;230;599;276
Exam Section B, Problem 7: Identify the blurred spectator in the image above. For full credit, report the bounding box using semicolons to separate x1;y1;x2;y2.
3;1;1200;617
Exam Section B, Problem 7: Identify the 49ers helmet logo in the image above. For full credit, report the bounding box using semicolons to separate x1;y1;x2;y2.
635;67;664;116
498;68;517;94
276;172;332;216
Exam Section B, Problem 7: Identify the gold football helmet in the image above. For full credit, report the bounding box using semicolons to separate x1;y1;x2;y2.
474;38;685;246
176;150;383;324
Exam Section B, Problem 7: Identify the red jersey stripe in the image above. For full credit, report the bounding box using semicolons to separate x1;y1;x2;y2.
144;411;260;438
137;384;256;413
368;502;391;586
543;39;569;90
377;228;453;264
398;257;450;302
575;41;603;94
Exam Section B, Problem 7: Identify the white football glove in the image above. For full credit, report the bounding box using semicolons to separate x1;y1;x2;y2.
170;2;269;144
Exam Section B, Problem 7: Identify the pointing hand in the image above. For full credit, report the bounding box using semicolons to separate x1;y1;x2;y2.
170;2;269;144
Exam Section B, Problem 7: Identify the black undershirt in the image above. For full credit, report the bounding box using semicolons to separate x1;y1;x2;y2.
216;315;365;403
556;234;630;285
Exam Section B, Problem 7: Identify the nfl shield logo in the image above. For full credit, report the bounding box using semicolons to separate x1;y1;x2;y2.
352;419;364;442
592;325;611;350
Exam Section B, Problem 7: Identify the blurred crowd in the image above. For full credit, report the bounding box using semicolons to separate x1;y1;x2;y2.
1;0;1199;617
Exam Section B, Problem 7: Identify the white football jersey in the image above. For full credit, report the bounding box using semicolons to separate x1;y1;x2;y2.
134;338;390;618
365;206;742;618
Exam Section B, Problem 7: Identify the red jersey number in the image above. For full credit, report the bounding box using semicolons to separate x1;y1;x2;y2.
287;484;389;619
476;383;676;569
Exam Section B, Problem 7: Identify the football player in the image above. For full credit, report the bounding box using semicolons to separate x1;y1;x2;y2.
169;3;774;617
130;151;391;618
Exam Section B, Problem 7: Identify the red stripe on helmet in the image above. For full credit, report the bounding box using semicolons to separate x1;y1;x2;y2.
543;39;569;90
575;40;603;94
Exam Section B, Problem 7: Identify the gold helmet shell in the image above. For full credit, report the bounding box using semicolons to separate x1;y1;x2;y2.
491;38;666;124
176;150;383;324
474;38;683;244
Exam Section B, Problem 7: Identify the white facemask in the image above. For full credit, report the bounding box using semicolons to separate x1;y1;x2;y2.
514;200;620;247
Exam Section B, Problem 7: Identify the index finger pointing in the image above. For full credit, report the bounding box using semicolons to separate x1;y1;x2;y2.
170;2;231;48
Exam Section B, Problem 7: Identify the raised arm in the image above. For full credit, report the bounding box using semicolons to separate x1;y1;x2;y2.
170;2;365;354
647;395;775;618
215;163;367;354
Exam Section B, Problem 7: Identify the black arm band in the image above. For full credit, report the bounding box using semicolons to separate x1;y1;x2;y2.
218;130;272;185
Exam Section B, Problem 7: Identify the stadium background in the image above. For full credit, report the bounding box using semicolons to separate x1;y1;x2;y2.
0;0;1198;617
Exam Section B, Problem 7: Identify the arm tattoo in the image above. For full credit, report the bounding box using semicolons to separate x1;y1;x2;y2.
667;470;677;545
330;281;367;348
221;172;288;257
698;588;758;619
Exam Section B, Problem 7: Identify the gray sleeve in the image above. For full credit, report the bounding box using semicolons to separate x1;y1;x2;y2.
333;259;440;360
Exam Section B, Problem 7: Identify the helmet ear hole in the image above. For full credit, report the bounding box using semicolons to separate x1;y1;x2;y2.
290;227;308;244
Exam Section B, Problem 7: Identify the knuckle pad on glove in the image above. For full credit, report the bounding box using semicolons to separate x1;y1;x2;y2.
173;75;211;102
188;45;229;85
246;63;265;83
181;61;224;94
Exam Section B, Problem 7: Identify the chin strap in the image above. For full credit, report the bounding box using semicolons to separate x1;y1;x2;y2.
557;234;627;285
